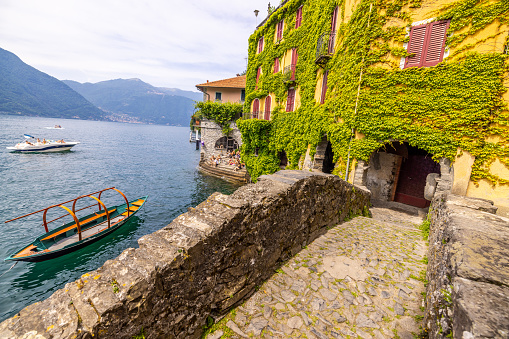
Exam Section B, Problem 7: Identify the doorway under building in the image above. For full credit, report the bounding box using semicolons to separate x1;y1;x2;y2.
313;136;335;174
364;142;441;208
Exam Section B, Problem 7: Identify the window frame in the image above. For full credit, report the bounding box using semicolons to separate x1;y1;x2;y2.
274;57;280;73
215;92;222;102
295;6;303;29
320;70;328;104
276;20;284;41
253;98;260;119
257;36;264;53
264;96;272;120
286;88;295;112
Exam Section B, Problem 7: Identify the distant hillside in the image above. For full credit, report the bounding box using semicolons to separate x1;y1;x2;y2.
158;87;203;101
0;48;104;120
63;79;199;126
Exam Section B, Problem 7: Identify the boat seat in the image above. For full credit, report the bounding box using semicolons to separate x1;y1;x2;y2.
131;199;145;206
120;205;139;216
41;209;116;241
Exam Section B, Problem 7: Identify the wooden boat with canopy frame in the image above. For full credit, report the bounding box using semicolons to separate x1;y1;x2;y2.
4;187;147;262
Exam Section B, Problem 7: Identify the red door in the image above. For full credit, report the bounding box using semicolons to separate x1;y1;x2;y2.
264;96;271;120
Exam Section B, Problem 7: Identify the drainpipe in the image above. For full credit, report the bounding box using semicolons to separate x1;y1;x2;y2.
345;3;373;182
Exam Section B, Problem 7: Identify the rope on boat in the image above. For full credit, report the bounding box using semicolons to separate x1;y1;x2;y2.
0;262;18;279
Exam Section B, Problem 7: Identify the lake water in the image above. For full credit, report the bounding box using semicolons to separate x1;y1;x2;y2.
0;115;240;322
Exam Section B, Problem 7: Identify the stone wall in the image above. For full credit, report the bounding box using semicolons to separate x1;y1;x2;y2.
0;171;370;339
425;194;509;338
200;118;242;161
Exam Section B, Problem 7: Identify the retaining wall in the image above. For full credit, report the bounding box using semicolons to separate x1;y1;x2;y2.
0;170;370;338
426;194;509;338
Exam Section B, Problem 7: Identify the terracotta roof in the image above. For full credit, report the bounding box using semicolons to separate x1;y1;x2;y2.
196;75;246;89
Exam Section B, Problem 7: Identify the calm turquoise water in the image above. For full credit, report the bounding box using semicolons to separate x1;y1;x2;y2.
0;115;240;322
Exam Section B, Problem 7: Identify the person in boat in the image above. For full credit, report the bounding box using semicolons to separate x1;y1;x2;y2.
42;139;47;144
25;140;34;146
36;138;41;144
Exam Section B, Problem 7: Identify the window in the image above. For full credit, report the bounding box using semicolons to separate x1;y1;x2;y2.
295;6;303;29
255;67;262;89
320;70;328;104
258;36;264;53
215;92;222;101
253;98;260;119
290;48;298;81
264;96;271;120
404;20;450;69
328;6;339;53
274;58;280;73
240;89;245;102
276;20;284;41
286;88;295;112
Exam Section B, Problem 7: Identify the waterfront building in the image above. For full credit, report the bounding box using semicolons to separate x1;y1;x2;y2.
196;75;246;103
239;0;509;215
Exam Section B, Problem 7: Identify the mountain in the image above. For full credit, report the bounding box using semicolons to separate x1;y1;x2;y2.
0;48;104;120
158;87;203;101
63;79;200;126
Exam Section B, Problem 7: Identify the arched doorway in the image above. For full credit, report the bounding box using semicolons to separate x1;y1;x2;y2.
313;136;335;173
264;96;271;120
253;99;260;119
279;151;288;169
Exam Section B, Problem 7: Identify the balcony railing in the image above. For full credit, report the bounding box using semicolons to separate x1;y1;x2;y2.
316;32;336;65
283;64;297;83
238;111;273;120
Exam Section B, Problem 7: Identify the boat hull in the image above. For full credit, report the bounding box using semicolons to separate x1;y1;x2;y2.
5;196;147;262
6;142;79;153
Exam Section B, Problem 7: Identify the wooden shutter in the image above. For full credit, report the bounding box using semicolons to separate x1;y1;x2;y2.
422;20;449;67
286;88;295;112
320;70;328;104
253;99;260;118
405;24;427;68
274;58;279;73
295;6;303;29
258;37;264;53
264;96;271;120
277;20;283;41
291;48;298;80
328;7;339;54
405;20;449;69
256;67;261;89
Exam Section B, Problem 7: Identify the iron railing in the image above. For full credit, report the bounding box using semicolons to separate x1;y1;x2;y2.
316;32;336;65
238;111;273;120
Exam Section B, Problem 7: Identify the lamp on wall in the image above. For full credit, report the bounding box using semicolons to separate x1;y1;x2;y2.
254;9;259;26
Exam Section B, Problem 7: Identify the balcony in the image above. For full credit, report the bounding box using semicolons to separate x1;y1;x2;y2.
283;64;297;83
316;32;336;65
238;111;273;120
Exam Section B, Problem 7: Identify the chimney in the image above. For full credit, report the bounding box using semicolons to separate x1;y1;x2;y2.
207;80;209;82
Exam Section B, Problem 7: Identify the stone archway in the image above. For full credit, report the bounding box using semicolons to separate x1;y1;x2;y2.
354;142;453;208
313;135;335;174
214;136;239;152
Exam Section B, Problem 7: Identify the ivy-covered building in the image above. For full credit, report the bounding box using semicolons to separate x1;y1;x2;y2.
238;0;509;215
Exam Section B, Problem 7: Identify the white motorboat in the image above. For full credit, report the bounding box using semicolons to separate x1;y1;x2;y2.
7;135;79;153
45;125;64;129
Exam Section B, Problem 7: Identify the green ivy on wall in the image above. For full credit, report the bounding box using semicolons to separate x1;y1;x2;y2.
240;0;509;184
194;101;243;136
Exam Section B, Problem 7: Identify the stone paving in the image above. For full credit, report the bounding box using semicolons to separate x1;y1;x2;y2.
205;207;427;339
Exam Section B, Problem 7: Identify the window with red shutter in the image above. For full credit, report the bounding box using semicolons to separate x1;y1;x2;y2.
258;37;264;53
320;70;328;104
253;98;260;119
328;7;339;54
295;6;303;29
264;96;271;120
277;20;284;41
290;48;298;81
274;58;280;73
255;67;261;89
286;88;295;112
404;20;449;69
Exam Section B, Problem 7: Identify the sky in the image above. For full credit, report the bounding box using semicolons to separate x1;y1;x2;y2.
0;0;274;91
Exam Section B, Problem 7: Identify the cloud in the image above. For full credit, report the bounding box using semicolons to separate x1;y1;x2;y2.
0;0;272;91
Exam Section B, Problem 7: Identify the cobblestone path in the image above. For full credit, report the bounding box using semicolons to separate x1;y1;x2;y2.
205;208;427;339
